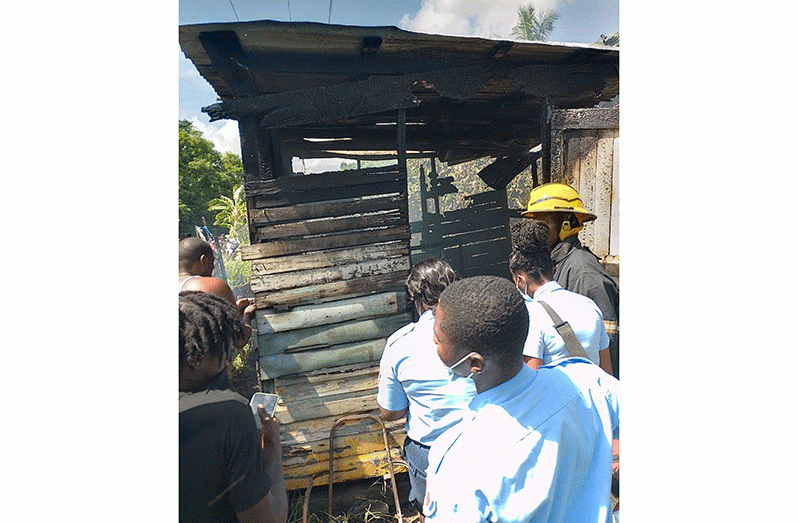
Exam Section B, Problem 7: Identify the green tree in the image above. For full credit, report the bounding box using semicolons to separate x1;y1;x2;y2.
511;4;559;42
179;120;243;237
208;185;248;246
595;32;620;46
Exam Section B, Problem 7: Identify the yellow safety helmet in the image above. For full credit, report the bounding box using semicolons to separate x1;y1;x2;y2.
521;183;597;241
522;183;597;222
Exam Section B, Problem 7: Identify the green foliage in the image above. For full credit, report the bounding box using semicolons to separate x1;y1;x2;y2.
511;4;559;42
179;120;244;237
223;254;251;291
596;32;620;46
209;185;248;245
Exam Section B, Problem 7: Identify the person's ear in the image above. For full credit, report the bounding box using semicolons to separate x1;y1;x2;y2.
468;353;486;375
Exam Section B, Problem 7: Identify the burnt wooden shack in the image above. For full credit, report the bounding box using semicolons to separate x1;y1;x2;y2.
179;20;619;492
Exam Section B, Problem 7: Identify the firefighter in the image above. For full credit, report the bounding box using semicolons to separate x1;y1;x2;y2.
521;183;620;378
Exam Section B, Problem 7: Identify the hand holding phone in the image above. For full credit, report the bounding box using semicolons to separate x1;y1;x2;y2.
249;392;279;430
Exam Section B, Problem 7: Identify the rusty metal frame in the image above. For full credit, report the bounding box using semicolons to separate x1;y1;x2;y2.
301;413;404;523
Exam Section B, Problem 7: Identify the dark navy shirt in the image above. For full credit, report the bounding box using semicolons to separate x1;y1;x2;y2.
179;370;271;523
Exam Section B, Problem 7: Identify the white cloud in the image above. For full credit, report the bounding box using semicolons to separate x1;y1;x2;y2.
190;117;241;156
400;0;560;39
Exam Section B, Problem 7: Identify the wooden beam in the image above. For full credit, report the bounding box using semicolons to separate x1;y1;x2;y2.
198;31;274;181
253;209;407;243
250;242;408;277
253;271;408;308
259;338;386;379
202;62;616;128
551;106;620;131
259;313;411;355
250;194;407;226
241;226;410;260
250;256;410;293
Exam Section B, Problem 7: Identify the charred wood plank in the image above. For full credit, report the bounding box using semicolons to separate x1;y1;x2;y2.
250;194;407;225
253;210;406;242
245;166;400;195
241;225;410;260
250;242;408;276
253;271;408;309
250;256;411;293
252;181;406;208
202;62;617;127
551;106;619;130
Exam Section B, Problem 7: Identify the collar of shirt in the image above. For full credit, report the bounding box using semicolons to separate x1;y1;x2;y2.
532;280;563;299
179;368;233;398
550;235;581;265
469;365;537;412
418;308;435;324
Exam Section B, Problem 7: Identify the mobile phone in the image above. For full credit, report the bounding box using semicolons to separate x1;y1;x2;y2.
249;392;279;429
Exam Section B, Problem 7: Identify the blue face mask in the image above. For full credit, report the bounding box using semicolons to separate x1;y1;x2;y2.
448;351;478;379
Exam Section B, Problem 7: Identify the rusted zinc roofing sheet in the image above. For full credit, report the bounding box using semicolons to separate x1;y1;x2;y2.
179;19;618;164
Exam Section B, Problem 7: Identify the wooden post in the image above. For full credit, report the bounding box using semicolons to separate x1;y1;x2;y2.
540;98;552;184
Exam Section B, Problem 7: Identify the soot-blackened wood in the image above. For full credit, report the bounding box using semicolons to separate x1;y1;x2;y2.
241;225;410;260
254;210;407;242
550;106;619;131
204;62;613;127
251;242;408;277
250;194;406;226
198;31;275;181
244;166;401;196
252;181;406;209
250;256;410;293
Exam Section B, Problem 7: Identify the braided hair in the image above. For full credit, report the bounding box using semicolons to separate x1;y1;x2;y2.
509;220;555;285
404;257;459;312
179;291;245;370
437;275;529;371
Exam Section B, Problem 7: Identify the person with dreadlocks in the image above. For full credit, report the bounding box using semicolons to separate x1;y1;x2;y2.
377;258;476;510
179;291;287;523
422;276;619;522
509;219;613;375
179;237;255;351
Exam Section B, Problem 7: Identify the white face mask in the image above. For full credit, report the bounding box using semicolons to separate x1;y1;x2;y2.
448;351;478;379
516;279;534;302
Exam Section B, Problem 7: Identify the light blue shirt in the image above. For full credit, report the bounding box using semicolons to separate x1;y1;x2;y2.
424;360;619;523
523;281;609;365
377;310;477;445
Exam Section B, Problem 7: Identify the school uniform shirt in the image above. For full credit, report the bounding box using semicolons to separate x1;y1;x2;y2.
424;360;620;523
377;310;477;445
523;281;609;366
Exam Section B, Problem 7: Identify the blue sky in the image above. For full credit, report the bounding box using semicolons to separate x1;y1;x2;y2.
179;0;619;155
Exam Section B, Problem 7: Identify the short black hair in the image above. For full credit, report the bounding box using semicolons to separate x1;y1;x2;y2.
509;220;555;284
405;257;459;311
437;276;529;370
179;291;244;370
179;237;213;272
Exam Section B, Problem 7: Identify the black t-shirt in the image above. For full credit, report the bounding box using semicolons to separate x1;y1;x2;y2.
179;370;272;523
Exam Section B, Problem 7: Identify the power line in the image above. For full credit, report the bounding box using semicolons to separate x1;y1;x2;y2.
287;0;292;21
328;0;332;24
228;0;240;22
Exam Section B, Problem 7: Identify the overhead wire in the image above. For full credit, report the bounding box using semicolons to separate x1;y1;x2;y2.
228;0;240;22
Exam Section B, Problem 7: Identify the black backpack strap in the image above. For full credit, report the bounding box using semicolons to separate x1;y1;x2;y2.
536;300;590;360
